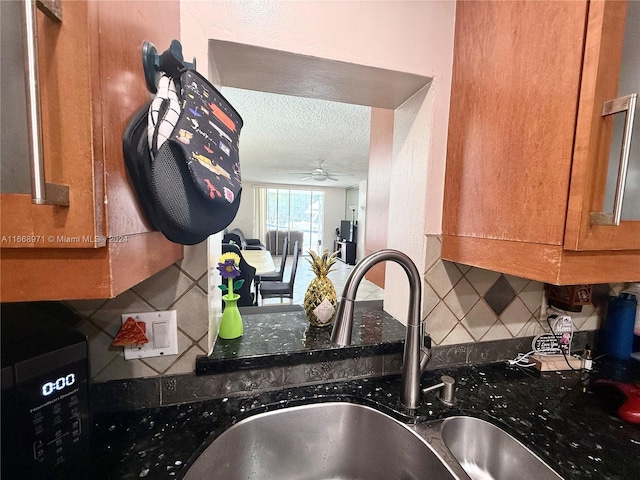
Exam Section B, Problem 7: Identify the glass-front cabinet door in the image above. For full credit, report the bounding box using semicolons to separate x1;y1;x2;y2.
566;0;640;251
602;0;639;222
1;0;31;196
0;0;105;249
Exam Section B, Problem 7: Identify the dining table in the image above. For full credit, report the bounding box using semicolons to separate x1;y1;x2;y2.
241;249;277;306
242;249;277;276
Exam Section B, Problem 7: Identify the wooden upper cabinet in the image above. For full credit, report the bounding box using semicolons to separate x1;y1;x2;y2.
0;0;183;301
442;0;640;285
1;0;103;249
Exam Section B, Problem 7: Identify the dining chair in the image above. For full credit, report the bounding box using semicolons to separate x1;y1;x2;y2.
253;236;289;305
257;236;289;283
259;240;300;304
221;244;257;307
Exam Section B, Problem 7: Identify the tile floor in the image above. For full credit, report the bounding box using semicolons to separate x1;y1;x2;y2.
259;255;384;306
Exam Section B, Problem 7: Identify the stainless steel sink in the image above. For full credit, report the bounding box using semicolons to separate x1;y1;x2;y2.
182;401;458;480
440;416;563;480
182;402;565;480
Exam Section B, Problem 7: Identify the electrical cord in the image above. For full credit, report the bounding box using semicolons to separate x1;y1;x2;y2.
507;350;538;367
506;341;571;368
545;315;581;371
507;315;584;371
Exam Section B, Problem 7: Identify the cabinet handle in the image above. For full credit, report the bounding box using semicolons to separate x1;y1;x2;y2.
22;0;69;206
590;93;637;226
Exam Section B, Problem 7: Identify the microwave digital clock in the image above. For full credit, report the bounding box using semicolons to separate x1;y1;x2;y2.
41;373;76;397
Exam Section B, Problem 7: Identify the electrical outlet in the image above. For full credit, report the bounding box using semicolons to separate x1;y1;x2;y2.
120;310;178;360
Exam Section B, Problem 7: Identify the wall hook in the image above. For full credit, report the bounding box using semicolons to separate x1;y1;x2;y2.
142;39;196;93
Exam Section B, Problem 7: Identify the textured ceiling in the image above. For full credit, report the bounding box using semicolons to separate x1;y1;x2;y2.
220;87;372;188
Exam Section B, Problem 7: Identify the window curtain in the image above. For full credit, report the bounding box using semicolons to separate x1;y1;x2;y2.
253;186;268;245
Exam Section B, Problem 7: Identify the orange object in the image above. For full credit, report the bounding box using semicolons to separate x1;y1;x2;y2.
112;317;149;346
209;102;236;132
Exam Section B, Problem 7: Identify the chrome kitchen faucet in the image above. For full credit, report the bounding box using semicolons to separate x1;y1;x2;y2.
331;249;432;410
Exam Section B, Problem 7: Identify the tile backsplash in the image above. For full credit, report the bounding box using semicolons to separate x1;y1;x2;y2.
422;235;609;347
67;242;210;382
68;235;616;384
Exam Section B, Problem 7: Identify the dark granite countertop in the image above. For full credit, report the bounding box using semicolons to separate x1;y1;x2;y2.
92;358;640;479
196;301;406;374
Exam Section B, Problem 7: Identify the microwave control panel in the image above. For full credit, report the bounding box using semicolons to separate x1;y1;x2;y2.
14;359;90;477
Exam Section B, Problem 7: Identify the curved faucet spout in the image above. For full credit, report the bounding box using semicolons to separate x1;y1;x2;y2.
331;249;430;410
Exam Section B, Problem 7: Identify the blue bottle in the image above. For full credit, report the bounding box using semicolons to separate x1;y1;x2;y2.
624;283;640;353
599;293;637;360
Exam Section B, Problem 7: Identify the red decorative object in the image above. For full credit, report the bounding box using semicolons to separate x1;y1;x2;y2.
112;317;149;346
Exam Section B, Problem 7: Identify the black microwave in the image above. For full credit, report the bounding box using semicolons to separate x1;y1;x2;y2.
1;303;91;480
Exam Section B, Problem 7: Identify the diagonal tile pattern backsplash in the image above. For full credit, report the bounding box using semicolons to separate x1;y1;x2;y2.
67;243;210;382
484;275;516;316
422;235;606;347
67;235;615;384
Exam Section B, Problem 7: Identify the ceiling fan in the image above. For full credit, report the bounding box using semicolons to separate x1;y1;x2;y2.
295;160;340;182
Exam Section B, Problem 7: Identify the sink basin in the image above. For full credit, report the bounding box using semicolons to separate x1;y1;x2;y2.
183;401;457;480
440;416;563;480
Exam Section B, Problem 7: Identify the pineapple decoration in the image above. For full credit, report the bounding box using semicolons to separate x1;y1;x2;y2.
304;249;339;327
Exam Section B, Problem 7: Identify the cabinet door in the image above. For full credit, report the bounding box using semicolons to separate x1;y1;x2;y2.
0;0;105;249
442;0;588;246
565;0;640;251
0;0;183;301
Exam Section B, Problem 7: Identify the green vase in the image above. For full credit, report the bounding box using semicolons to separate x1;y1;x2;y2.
218;293;243;339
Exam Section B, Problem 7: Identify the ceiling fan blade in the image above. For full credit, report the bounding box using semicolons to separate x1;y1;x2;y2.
290;161;345;182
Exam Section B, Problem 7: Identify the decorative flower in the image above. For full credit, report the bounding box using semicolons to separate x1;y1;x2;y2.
219;251;240;266
217;252;244;296
218;259;240;279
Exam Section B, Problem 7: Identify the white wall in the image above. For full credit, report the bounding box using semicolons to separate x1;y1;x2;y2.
323;188;347;253
228;183;255;235
345;187;359;221
182;0;457;322
344;184;360;259
385;84;433;318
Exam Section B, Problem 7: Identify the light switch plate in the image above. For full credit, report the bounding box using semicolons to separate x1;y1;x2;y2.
121;310;178;360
